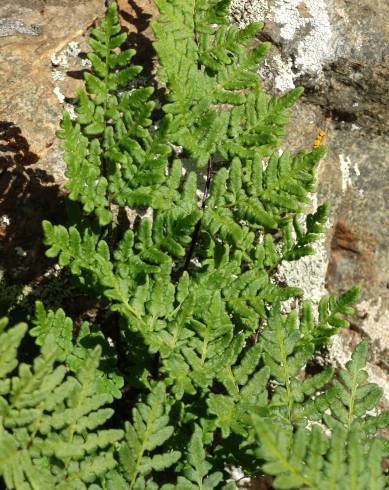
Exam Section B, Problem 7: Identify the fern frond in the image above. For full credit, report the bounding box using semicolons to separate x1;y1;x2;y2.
31;302;124;399
317;341;389;433
118;382;180;488
174;425;225;489
258;303;342;427
0;317;122;489
152;0;299;167
207;359;270;437
253;417;388;490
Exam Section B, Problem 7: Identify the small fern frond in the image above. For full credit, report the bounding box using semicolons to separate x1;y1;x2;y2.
118;382;181;489
174;424;227;489
317;341;389;433
259;304;340;426
31;302;124;399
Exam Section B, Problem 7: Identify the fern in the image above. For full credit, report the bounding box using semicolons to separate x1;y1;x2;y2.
315;341;389;433
169;425;235;490
253;419;388;490
117;383;181;489
253;340;389;489
1;1;387;488
31;301;124;399
0;318;122;489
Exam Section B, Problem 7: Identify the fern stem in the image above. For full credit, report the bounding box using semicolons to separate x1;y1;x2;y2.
102;14;115;255
129;403;158;489
182;157;213;272
275;317;293;421
347;366;359;431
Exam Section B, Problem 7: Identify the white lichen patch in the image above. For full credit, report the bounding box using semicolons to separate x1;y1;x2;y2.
53;86;65;104
51;41;81;67
51;69;65;81
259;53;296;91
229;0;269;27
230;0;335;89
81;57;92;68
0;18;41;37
51;41;83;86
226;466;251;488
306;419;332;437
339;153;352;192
339;153;362;192
66;41;81;58
276;237;328;312
0;215;10;226
51;51;70;68
274;0;333;74
43;264;62;279
274;59;295;91
53;86;77;120
64;103;77;120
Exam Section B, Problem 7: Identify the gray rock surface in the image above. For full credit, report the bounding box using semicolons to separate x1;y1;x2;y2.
0;18;41;37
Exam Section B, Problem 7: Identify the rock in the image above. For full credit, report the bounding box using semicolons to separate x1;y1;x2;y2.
0;0;105;286
0;0;105;177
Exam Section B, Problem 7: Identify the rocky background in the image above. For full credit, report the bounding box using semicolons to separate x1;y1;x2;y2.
0;0;388;487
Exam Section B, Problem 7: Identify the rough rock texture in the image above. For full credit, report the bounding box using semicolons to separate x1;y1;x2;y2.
230;0;389;410
0;0;107;179
0;0;107;288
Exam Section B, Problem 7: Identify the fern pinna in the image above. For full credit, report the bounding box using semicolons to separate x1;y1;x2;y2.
0;1;387;488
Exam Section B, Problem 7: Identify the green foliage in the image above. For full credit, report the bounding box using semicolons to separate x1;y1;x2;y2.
118;383;181;488
315;341;389;433
2;1;387;489
31;301;124;399
253;342;389;489
152;0;301;167
0;318;122;489
253;419;388;490
56;1;171;224
174;425;227;489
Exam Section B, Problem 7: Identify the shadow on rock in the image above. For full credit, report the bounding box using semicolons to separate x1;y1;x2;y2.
119;0;166;110
0;122;111;330
120;0;155;73
0;121;66;285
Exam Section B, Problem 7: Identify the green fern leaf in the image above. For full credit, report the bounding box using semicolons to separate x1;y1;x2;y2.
118;382;180;488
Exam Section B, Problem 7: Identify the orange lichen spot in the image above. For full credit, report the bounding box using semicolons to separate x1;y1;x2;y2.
313;129;326;149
